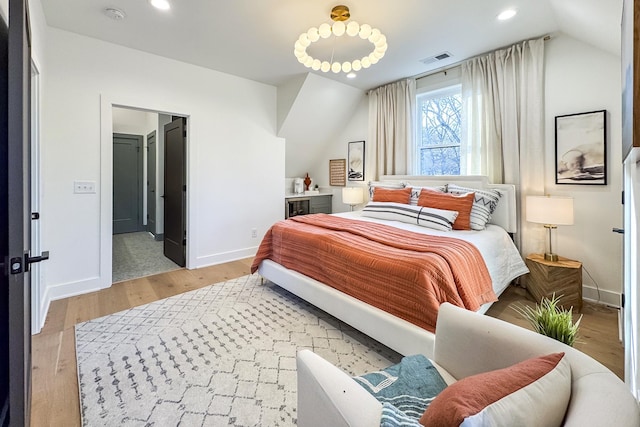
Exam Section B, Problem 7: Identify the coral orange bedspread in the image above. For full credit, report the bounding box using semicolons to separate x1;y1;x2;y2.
251;214;496;333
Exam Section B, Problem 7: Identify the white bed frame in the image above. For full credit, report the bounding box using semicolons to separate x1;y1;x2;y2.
258;176;517;358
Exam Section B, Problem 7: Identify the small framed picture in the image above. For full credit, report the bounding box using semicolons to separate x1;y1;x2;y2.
348;140;365;181
329;159;346;186
555;110;606;185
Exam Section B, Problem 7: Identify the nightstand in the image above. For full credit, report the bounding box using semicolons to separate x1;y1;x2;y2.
524;254;583;312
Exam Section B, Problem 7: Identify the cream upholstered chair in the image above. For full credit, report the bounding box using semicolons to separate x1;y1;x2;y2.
297;303;640;427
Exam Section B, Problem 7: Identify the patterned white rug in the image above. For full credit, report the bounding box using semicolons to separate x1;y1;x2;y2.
75;275;401;426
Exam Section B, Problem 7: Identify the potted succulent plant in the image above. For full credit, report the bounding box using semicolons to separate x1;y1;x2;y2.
514;294;582;346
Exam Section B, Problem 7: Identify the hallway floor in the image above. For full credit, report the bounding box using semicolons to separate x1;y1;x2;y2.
112;231;181;283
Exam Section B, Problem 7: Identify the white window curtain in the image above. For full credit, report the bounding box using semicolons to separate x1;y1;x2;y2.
368;78;416;180
460;37;546;255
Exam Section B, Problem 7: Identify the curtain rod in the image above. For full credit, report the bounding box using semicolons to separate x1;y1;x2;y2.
412;33;552;82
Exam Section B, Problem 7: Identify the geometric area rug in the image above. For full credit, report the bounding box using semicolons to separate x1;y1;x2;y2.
75;275;401;426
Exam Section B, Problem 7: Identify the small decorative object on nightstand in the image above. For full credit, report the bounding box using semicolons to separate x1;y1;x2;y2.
304;173;312;191
525;254;583;312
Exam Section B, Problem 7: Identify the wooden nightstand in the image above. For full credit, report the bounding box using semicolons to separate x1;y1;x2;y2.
524;254;583;312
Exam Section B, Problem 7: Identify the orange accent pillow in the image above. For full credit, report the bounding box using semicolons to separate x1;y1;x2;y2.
418;189;475;230
420;353;570;427
372;187;412;204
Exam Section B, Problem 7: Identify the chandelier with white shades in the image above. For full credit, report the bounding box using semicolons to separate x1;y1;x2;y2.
294;5;388;74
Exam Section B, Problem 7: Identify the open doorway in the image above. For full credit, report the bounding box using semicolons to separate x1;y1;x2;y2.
111;107;185;283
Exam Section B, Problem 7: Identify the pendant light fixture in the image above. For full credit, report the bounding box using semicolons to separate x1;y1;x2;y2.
294;5;388;74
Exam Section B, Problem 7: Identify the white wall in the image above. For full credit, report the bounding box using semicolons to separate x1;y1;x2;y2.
309;95;368;213
544;33;623;306
279;73;364;178
112;107;156;136
310;33;624;305
41;27;285;304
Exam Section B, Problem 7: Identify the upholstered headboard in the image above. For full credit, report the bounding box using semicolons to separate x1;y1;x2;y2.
379;175;517;233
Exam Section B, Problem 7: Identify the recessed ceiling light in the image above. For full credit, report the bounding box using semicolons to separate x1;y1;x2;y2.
497;9;517;20
347;72;357;79
104;7;126;21
149;0;171;11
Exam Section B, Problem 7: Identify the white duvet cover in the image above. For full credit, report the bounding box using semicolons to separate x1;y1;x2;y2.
334;210;529;311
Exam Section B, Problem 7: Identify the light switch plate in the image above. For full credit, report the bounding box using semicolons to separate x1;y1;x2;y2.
74;180;96;194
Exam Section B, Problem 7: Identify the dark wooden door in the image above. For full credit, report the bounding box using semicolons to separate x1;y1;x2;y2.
163;117;186;267
147;131;157;235
1;0;35;424
113;133;143;234
0;15;11;423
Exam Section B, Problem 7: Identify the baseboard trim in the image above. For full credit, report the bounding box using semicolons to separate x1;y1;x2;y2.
154;233;164;241
582;284;620;308
35;287;52;334
195;246;258;269
36;276;107;334
45;276;105;303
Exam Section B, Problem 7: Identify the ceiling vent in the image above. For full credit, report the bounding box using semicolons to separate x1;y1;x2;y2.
104;7;126;21
420;52;453;65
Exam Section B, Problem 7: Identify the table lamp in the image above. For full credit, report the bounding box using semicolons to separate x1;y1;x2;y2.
526;195;574;262
342;187;363;211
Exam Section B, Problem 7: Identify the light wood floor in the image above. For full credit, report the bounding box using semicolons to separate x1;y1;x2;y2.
31;258;623;426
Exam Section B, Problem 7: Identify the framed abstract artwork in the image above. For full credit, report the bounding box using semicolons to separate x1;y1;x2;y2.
348;140;365;181
555;110;606;185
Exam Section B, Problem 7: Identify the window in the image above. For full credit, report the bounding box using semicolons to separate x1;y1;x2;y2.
415;85;462;175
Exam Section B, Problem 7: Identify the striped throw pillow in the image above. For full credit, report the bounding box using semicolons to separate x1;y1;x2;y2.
362;202;458;231
447;184;502;230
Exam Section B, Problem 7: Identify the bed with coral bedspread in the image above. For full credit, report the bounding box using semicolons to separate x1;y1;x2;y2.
253;175;528;357
251;214;497;333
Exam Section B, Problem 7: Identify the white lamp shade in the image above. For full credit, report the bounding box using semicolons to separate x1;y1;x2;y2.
526;196;574;226
342;187;364;205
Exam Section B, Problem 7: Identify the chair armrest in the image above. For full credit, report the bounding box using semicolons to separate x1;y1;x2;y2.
296;350;382;427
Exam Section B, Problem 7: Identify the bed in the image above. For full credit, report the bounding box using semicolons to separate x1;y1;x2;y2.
253;175;528;357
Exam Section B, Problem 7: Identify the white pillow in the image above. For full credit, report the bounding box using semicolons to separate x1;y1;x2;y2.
446;184;502;230
361;202;458;231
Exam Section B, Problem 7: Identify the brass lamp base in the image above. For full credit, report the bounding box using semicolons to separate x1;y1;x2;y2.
544;252;559;262
543;224;559;262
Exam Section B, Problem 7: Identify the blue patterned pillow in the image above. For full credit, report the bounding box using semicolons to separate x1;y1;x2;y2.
353;354;448;426
380;403;423;427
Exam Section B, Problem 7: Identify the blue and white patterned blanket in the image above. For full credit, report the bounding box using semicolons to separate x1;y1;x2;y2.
353;354;448;427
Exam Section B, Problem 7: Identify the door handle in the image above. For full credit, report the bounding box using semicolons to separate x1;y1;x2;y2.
612;228;624;234
25;250;49;272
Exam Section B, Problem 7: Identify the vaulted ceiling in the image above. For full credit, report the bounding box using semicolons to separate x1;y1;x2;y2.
40;0;622;91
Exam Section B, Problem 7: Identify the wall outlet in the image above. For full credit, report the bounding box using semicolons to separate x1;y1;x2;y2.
251;228;257;238
74;180;96;194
